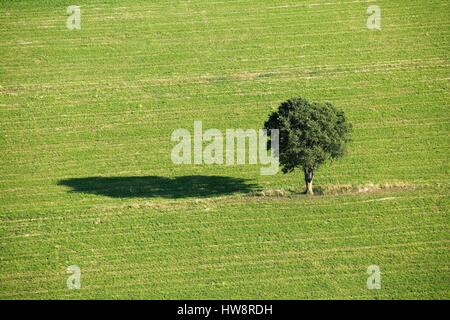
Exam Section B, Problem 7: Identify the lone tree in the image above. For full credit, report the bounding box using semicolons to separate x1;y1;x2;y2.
264;97;352;195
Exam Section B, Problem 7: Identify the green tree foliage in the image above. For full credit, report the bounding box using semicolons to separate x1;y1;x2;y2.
264;97;352;195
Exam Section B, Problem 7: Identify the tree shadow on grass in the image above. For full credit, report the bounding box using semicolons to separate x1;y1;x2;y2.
58;175;258;199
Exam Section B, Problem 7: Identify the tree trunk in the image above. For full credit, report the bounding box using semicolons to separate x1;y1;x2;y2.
304;169;314;195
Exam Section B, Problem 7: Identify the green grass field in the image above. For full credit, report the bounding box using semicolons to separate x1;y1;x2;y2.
0;0;449;299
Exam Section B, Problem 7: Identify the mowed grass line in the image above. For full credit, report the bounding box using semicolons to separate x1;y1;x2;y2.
0;0;449;299
0;188;448;299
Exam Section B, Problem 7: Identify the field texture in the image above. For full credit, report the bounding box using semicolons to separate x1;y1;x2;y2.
0;0;449;299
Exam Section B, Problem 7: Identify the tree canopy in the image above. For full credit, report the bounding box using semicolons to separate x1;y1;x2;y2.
264;97;352;194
